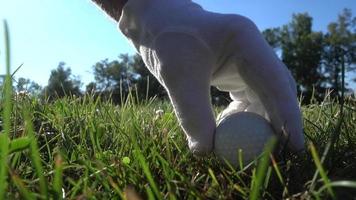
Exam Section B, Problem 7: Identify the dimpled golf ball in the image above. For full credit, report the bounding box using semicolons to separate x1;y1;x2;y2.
214;112;275;166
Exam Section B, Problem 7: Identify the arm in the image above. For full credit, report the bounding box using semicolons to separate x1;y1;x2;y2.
91;0;128;22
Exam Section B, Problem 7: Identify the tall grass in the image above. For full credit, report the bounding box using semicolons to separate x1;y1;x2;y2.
0;20;12;200
1;22;356;199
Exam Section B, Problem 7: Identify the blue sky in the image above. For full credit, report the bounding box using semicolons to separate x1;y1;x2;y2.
0;0;355;89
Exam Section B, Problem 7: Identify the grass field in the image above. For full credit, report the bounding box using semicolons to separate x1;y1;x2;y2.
0;90;355;199
1;21;356;200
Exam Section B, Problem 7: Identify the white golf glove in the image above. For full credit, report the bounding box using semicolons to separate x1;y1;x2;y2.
118;0;305;155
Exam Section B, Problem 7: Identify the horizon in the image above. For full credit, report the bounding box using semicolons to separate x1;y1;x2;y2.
0;0;355;90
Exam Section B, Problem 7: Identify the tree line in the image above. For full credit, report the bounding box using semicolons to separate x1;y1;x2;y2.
263;9;355;103
11;9;356;105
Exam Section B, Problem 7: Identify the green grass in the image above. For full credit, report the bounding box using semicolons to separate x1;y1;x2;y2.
2;21;356;199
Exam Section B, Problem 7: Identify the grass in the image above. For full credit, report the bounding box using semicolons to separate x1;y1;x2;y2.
1;21;356;199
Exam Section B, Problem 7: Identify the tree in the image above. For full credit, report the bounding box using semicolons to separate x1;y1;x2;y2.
88;54;167;103
92;55;134;91
263;27;282;49
85;82;97;94
15;77;42;96
263;10;356;103
281;14;326;102
129;54;167;100
323;9;356;98
264;13;326;103
89;55;135;103
88;54;231;105
43;62;82;100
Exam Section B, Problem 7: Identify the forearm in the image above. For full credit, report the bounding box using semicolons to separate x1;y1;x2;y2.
91;0;128;21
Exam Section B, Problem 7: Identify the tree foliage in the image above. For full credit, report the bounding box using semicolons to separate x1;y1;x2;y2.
15;77;42;96
86;54;230;105
43;62;82;101
323;9;356;97
87;54;166;103
129;54;167;100
22;9;355;104
263;10;355;103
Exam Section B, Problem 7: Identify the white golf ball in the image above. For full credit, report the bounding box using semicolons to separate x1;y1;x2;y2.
214;112;275;166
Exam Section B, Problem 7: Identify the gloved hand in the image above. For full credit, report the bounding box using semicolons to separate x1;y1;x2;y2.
153;17;304;155
91;0;305;156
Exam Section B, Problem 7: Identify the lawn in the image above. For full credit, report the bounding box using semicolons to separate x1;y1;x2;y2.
0;90;355;199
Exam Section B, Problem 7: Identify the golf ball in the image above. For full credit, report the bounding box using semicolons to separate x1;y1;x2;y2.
214;112;275;166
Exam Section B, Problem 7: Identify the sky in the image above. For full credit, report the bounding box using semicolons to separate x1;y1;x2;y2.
0;0;355;90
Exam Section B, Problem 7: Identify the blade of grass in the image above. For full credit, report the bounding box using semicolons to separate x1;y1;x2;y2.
0;134;10;199
145;185;156;200
316;180;356;196
10;63;23;78
309;143;335;199
10;170;35;200
270;155;284;185
23;107;48;198
309;141;331;192
208;168;220;188
263;166;272;190
233;184;247;197
8;137;31;154
53;154;64;199
4;20;10;74
107;176;125;199
270;155;290;197
134;149;163;200
238;149;244;171
0;20;12;200
249;136;277;200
